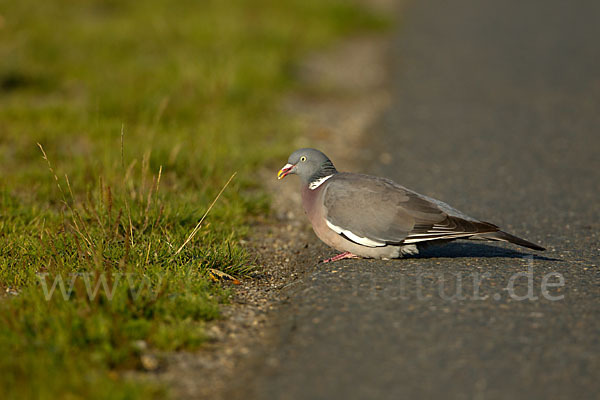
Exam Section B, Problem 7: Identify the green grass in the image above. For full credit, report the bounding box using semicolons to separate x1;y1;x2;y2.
0;0;386;398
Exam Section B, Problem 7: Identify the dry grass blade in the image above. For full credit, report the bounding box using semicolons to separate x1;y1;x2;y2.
208;268;241;285
37;143;66;202
120;123;125;169
175;172;237;255
38;144;95;250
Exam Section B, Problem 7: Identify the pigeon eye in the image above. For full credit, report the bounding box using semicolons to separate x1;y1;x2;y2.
300;156;307;162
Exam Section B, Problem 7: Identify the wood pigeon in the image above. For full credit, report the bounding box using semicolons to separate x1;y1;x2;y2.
277;148;545;263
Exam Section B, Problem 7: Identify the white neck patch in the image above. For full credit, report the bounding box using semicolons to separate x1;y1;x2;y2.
309;174;333;190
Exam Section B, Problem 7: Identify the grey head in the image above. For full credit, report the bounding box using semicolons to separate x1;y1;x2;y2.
277;148;338;184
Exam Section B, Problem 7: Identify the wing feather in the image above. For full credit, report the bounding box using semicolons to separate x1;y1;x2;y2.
322;173;499;246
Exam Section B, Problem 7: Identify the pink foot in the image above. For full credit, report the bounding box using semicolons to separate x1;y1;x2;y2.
321;251;359;263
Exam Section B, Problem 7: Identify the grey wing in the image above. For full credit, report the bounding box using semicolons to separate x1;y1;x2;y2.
322;174;498;247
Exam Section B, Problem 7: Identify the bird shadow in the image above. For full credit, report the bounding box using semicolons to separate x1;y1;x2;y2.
410;242;559;261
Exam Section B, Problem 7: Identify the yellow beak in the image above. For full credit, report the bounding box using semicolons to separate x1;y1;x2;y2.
277;163;294;180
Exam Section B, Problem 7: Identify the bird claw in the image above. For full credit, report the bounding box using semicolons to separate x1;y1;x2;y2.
321;252;359;263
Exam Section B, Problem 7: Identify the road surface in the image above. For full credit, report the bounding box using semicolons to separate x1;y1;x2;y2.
240;0;600;399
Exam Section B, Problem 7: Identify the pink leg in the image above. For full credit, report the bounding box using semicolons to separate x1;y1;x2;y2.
322;251;359;263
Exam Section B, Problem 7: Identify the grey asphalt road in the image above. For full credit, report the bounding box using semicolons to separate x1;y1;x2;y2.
240;0;600;399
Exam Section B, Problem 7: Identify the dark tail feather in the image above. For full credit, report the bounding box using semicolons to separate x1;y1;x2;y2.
480;230;545;251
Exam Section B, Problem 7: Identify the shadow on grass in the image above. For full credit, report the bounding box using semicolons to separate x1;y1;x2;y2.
414;241;559;261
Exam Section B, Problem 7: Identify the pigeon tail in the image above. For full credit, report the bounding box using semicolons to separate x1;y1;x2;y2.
480;230;545;251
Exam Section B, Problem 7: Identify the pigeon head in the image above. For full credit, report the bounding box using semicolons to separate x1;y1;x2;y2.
278;148;338;185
